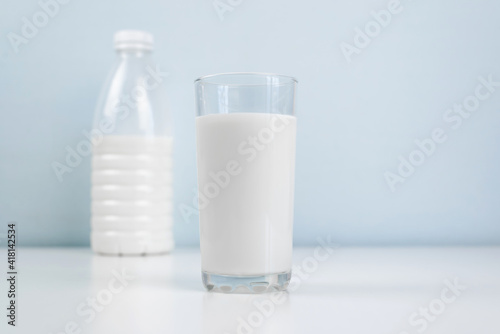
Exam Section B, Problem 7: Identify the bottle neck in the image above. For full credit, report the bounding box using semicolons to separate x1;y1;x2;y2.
116;48;152;59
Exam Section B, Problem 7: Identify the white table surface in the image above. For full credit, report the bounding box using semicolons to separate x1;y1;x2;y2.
2;247;499;334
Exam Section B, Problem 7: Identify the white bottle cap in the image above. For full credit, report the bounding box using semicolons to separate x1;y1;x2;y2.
114;30;154;51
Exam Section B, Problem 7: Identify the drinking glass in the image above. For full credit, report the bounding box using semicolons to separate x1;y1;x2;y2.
194;73;297;293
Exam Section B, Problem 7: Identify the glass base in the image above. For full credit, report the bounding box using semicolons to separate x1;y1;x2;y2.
202;271;291;294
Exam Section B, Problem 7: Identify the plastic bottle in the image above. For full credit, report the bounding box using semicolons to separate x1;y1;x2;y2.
91;30;173;255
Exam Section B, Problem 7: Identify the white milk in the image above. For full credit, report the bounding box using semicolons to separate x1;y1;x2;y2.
196;113;296;275
91;135;174;255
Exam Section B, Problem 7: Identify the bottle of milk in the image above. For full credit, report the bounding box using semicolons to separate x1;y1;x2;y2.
91;30;173;255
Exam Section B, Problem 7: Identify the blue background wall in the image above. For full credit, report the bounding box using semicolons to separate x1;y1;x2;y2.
1;0;499;247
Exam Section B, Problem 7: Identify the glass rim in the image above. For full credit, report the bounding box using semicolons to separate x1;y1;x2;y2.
194;72;298;87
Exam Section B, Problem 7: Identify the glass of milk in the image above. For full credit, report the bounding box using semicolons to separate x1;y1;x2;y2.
194;73;297;293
